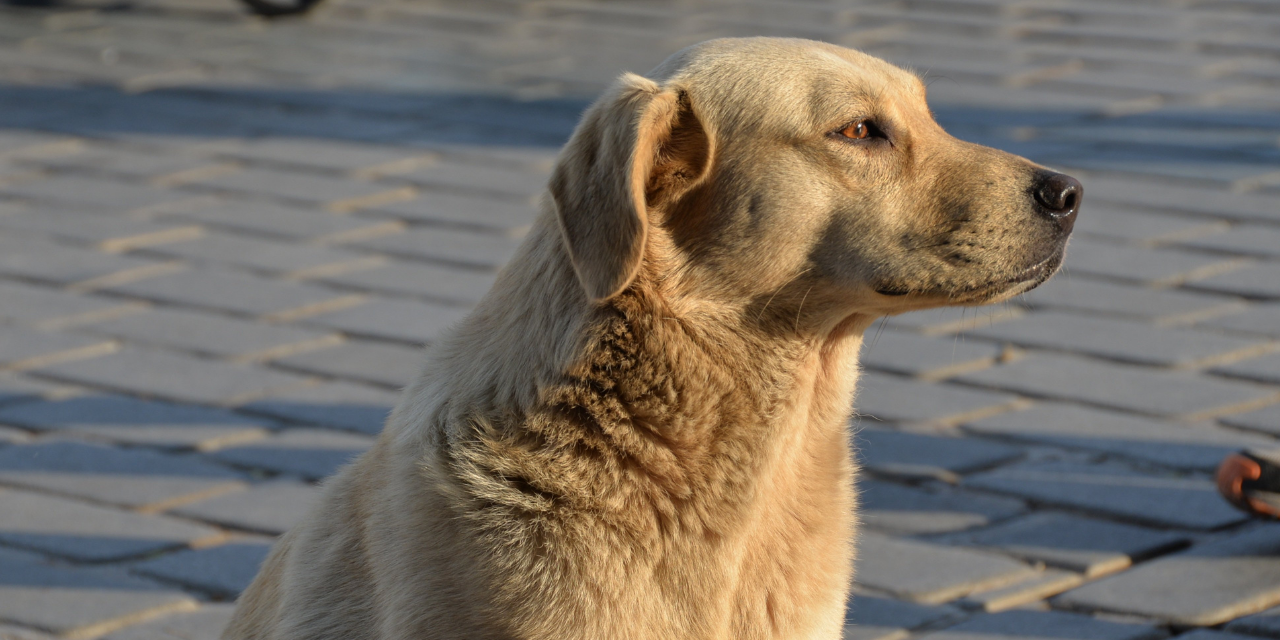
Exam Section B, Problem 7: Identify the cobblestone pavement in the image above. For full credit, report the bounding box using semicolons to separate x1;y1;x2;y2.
0;0;1279;638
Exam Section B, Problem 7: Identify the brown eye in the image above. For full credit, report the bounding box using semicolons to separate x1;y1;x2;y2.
840;121;870;140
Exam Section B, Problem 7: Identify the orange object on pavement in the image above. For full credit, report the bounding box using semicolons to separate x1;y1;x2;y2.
1217;449;1280;519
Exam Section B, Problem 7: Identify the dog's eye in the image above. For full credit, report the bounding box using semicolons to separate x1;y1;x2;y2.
839;121;871;140
832;120;885;143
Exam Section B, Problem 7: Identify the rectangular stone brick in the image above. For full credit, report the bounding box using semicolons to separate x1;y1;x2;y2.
0;394;271;450
1072;203;1228;244
0;487;223;561
33;347;312;405
854;532;1037;604
1056;524;1280;625
386;161;549;200
363;191;536;232
955;352;1280;419
958;569;1083;612
314;261;496;306
164;200;397;242
238;381;398;434
1188;262;1280;300
216;138;436;174
963;402;1279;471
80;306;339;361
1061;238;1244;286
1;176;192;212
0;440;246;510
961;310;1272;368
859;479;1024;536
184;168;407;209
857;428;1023;482
844;593;958;640
100;604;236;640
0;374;66;408
875;306;1026;336
914;610;1161;640
300;297;470;344
341;226;522;270
1179;225;1280;259
1221;404;1280;437
946;512;1188;577
0;212;202;252
1213;352;1280;385
0;546;197;640
106;268;360;318
0;243;167;288
1020;277;1244;324
0;280;133;327
271;340;423;388
860;331;1002;380
169;480;319;535
1200;303;1280;338
140;232;372;276
132;537;272;598
206;428;374;479
856;374;1026;427
965;459;1247;529
0;324;116;370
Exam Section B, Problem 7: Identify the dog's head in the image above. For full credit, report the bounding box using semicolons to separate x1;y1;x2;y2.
550;37;1079;333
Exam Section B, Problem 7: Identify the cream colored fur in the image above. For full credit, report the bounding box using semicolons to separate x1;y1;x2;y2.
225;37;1071;640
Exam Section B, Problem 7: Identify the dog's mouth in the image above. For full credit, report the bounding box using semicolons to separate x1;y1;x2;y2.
874;250;1064;304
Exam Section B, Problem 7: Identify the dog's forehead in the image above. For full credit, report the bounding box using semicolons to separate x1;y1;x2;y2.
655;38;925;130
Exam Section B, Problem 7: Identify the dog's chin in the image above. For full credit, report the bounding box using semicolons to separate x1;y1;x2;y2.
873;249;1065;307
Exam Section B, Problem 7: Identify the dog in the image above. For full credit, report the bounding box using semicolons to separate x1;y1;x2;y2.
224;37;1079;640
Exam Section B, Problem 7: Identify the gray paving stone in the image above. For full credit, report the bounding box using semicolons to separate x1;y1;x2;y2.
0;546;197;640
947;512;1188;577
1056;524;1280;625
1019;277;1245;324
860;331;1002;380
132;538;272;597
1214;352;1280;386
0;440;246;509
342;226;522;270
272;340;423;388
1200;303;1280;338
80;306;339;361
0;395;271;450
0;487;223;561
1175;631;1264;640
0;324;116;370
955;352;1280;420
0;212;202;252
216;138;435;174
184;168;406;209
141;233;372;276
164;200;398;242
1072;203;1228;244
1179;226;1280;259
170;480;319;535
856;374;1026;427
206;428;374;479
0;243;166;287
854;531;1037;605
1221;403;1280;437
106;268;359;318
33;347;312;405
363;191;537;232
0;374;66;408
238;381;399;434
875;306;1027;336
1189;263;1280;300
99;604;236;640
314;261;496;306
857;428;1024;482
1061;238;1242;287
915;610;1162;640
965;459;1248;530
957;569;1084;612
300;296;470;344
0;176;191;212
963;402;1279;471
960;310;1272;368
844;593;958;640
0;623;53;640
859;479;1025;535
384;161;549;200
1227;604;1280;638
0;280;132;326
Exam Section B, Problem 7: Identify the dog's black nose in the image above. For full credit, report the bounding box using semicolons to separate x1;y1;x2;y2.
1033;171;1082;231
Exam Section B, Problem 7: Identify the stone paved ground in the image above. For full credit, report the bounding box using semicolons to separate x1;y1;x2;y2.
0;0;1278;638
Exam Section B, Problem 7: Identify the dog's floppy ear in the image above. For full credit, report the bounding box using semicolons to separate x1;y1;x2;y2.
550;73;710;302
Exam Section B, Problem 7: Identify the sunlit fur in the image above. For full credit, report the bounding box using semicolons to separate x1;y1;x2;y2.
225;37;1071;640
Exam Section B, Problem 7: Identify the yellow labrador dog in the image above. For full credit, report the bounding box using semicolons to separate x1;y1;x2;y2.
225;37;1079;640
